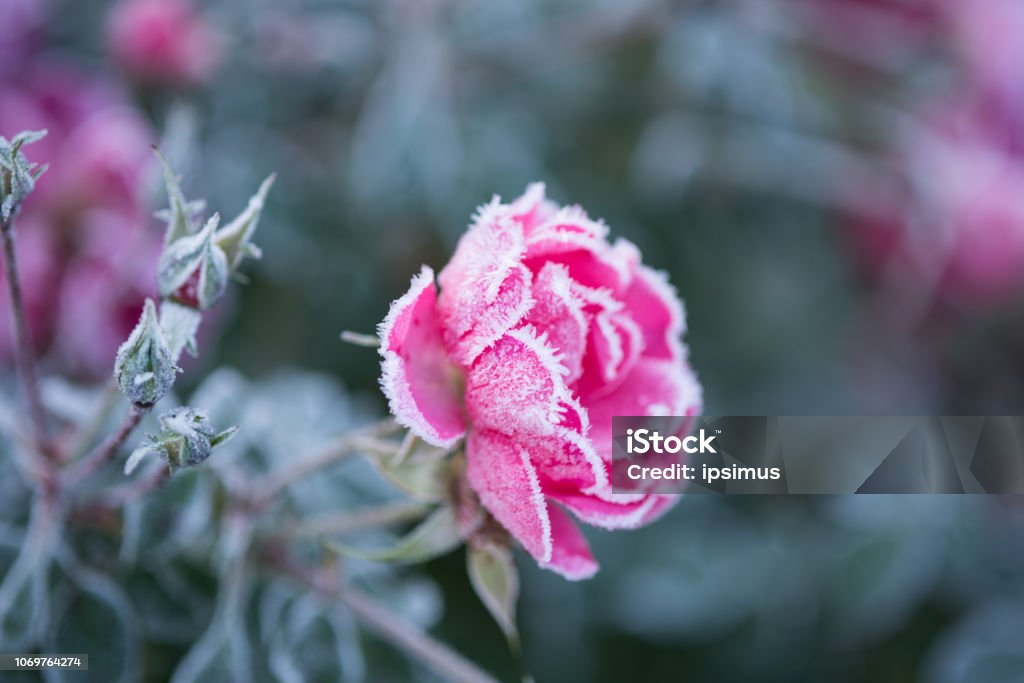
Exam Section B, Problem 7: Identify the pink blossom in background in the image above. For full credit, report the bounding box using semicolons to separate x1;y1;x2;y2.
846;0;1024;305
379;185;702;579
106;0;222;88
0;62;160;377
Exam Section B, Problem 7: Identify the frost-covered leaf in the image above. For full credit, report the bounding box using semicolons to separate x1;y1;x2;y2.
371;448;451;502
154;149;205;246
327;505;462;564
0;506;56;651
0;129;47;221
46;567;140;683
0;540;49;650
160;301;203;360
468;542;519;645
169;567;253;683
215;174;274;270
259;583;365;683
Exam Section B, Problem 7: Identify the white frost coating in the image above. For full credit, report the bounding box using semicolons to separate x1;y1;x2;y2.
561;428;609;495
635;263;689;358
505;325;576;431
518;445;553;564
574;495;661;531
509;182;547;216
460;264;535;365
377;266;464;449
531;204;609;240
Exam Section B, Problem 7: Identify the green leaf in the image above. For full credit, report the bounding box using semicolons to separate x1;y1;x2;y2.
326;505;462;564
153;149;205;246
159;300;202;360
467;542;520;646
215;174;274;270
372;449;451;502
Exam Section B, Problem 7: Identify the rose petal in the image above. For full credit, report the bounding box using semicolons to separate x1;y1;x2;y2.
465;326;576;438
466;430;601;579
378;266;466;448
622;264;687;361
545;503;599;580
508;428;608;495
523;207;630;291
577;309;644;399
438;199;534;365
509;182;558;235
524;263;589;382
466;429;552;563
551;490;677;530
584;357;703;461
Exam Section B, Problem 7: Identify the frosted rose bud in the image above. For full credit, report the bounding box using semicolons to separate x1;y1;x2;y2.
114;298;178;405
0;130;47;222
124;406;237;474
378;185;702;580
157;215;229;310
106;0;221;88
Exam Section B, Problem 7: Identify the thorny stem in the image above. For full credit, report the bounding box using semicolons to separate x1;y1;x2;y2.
272;558;500;683
64;403;150;483
1;215;51;460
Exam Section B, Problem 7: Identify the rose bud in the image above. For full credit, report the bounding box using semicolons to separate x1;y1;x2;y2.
0;130;47;222
124;406;237;474
114;298;178;405
157;215;229;310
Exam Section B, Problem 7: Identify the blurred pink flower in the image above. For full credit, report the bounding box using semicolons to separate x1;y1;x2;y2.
852;98;1024;304
379;185;702;579
106;0;221;88
945;0;1024;99
0;63;159;377
848;0;1024;305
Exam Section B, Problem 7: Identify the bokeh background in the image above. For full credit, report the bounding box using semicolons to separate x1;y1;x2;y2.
2;0;1024;681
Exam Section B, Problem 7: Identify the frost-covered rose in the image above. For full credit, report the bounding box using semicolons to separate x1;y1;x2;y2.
379;185;702;579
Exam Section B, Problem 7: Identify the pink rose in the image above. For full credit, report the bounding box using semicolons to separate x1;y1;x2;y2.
106;0;221;88
850;96;1024;304
0;64;159;377
379;185;702;579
